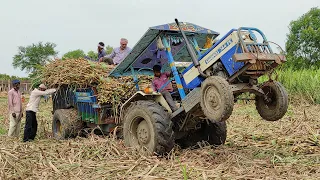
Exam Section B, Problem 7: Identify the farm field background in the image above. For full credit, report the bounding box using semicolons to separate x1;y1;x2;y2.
0;68;319;179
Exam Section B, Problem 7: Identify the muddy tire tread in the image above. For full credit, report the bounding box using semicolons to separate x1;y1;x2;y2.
255;81;288;121
200;76;234;122
123;101;174;154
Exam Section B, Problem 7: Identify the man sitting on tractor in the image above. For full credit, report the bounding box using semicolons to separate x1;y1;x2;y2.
97;42;107;62
99;38;131;65
152;65;178;112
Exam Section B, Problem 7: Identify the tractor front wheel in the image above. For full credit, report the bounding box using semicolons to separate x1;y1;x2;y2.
255;81;288;121
123;101;174;155
200;76;234;122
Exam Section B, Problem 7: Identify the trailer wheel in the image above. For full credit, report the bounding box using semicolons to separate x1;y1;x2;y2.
201;76;234;122
176;121;227;148
52;109;84;140
255;81;288;121
123;101;174;155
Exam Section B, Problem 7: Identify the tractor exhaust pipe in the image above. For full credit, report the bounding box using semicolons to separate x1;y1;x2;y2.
174;18;207;78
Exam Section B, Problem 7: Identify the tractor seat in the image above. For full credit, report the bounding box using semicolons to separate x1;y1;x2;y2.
170;80;189;101
170;90;181;100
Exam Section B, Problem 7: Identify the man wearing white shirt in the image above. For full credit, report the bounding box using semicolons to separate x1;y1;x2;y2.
23;84;56;142
99;38;131;65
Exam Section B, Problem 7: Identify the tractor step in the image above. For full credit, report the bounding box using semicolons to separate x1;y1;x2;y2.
170;107;184;119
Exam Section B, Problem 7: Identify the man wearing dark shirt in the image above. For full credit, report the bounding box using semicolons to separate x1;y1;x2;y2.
97;42;106;62
152;65;178;112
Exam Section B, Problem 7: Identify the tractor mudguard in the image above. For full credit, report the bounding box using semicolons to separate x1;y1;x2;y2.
120;91;172;121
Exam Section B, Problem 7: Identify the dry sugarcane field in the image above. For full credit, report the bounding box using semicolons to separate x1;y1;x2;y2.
0;88;319;179
1;1;320;179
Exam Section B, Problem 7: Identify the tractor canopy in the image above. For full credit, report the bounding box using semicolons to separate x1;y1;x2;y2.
109;22;219;77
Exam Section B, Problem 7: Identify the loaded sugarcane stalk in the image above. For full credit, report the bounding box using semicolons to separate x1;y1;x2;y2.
40;58;153;104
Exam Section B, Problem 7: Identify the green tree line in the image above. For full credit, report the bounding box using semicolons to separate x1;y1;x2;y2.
12;42;114;77
285;7;320;69
0;74;29;81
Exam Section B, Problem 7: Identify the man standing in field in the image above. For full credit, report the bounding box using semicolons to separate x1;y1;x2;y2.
23;84;56;142
99;38;131;65
7;79;23;137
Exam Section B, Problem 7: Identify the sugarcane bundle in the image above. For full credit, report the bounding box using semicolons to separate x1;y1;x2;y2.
96;75;154;103
41;58;153;104
41;58;113;88
96;76;135;103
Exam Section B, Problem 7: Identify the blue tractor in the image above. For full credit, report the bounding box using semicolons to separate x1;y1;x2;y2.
52;19;288;155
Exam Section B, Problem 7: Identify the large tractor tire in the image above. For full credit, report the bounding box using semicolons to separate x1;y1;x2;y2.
176;121;227;148
52;109;84;140
200;76;234;122
255;81;288;121
123;101;174;155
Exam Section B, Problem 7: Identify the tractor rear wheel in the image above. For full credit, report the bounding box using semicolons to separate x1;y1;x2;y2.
255;81;288;121
200;76;234;122
52;109;84;140
176;120;227;148
123;101;174;155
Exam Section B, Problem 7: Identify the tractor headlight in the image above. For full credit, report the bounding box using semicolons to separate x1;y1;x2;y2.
241;34;246;40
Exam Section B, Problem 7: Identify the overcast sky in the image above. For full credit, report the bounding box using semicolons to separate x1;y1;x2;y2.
0;0;319;77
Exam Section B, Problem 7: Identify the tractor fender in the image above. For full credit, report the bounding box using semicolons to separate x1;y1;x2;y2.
120;91;172;121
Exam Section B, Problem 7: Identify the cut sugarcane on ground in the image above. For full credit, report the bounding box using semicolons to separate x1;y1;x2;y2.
40;58;153;104
0;94;319;179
